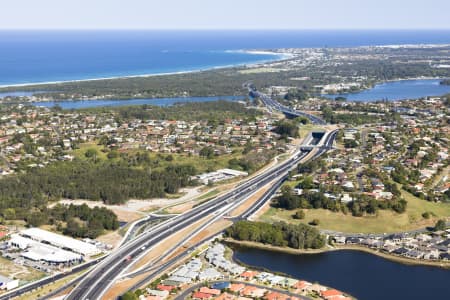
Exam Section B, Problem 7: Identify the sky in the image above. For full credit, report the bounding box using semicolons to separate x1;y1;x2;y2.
1;0;449;30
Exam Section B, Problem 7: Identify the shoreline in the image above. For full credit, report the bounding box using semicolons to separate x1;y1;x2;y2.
225;239;450;269
0;50;291;90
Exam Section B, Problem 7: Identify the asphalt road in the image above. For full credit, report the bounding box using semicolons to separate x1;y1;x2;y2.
174;280;312;300
245;83;326;125
66;138;326;300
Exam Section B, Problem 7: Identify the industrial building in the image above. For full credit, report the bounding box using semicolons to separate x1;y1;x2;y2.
193;169;248;185
8;234;83;264
20;228;101;257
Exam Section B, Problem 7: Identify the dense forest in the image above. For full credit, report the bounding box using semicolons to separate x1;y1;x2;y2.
0;158;196;229
108;101;261;122
272;119;302;138
225;220;325;249
44;204;118;238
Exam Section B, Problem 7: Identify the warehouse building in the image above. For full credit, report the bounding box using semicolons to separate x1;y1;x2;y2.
8;234;83;264
20;228;100;257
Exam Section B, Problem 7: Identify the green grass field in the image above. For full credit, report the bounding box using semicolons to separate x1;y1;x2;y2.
72;142;108;160
72;142;244;173
259;187;450;234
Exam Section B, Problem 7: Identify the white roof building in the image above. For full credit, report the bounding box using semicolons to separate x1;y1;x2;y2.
0;274;19;291
20;228;100;257
9;234;83;263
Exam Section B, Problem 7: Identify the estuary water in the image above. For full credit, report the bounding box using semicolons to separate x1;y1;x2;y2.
323;79;450;101
24;79;450;109
31;95;245;109
233;246;450;300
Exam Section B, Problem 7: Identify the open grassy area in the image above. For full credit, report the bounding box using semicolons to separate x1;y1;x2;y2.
259;187;450;234
72;142;108;160
13;271;85;300
196;189;221;201
298;124;327;138
72;142;245;174
0;257;46;283
152;151;244;174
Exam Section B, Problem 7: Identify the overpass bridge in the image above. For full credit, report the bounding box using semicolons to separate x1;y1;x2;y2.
245;83;326;125
300;131;335;151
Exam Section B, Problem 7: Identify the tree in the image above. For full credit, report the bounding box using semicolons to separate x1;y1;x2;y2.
199;146;214;159
434;219;446;231
120;291;138;300
309;219;320;226
293;210;305;219
107;150;119;159
422;212;431;219
85;148;98;160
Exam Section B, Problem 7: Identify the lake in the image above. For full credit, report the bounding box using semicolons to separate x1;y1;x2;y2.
232;246;450;300
30;95;245;109
323;79;450;101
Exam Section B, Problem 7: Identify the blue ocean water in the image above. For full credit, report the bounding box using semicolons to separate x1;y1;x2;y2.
323;79;450;101
1;30;450;86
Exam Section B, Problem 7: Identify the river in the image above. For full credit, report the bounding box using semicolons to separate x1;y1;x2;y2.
3;79;450;109
323;79;450;101
28;95;245;109
232;246;450;300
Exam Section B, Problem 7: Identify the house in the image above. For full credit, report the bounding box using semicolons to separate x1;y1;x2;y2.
199;287;221;296
229;283;245;293
215;293;236;300
333;236;346;244
240;286;266;298
239;271;258;280
293;280;312;291
156;284;175;292
146;289;169;299
265;291;289;300
321;289;344;299
192;292;213;299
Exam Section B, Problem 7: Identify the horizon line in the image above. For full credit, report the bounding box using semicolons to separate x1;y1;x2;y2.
1;28;450;31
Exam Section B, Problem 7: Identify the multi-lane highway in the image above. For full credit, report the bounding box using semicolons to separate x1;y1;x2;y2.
0;95;333;300
0;131;335;300
65;130;336;300
245;83;326;125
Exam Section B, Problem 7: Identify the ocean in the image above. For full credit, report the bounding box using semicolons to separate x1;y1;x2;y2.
1;30;450;86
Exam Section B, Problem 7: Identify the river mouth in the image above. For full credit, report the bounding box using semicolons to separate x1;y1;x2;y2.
231;245;450;300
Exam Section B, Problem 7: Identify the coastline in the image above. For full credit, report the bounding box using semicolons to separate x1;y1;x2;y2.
224;239;450;269
0;50;291;90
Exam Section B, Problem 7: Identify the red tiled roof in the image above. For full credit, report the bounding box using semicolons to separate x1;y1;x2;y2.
321;289;343;298
192;292;213;299
199;287;221;295
156;284;175;291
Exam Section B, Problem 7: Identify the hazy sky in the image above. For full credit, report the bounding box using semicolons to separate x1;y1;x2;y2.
1;0;449;30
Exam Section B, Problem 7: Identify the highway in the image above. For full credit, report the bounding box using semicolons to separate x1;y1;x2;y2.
109;130;338;298
65;130;337;300
244;83;326;125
